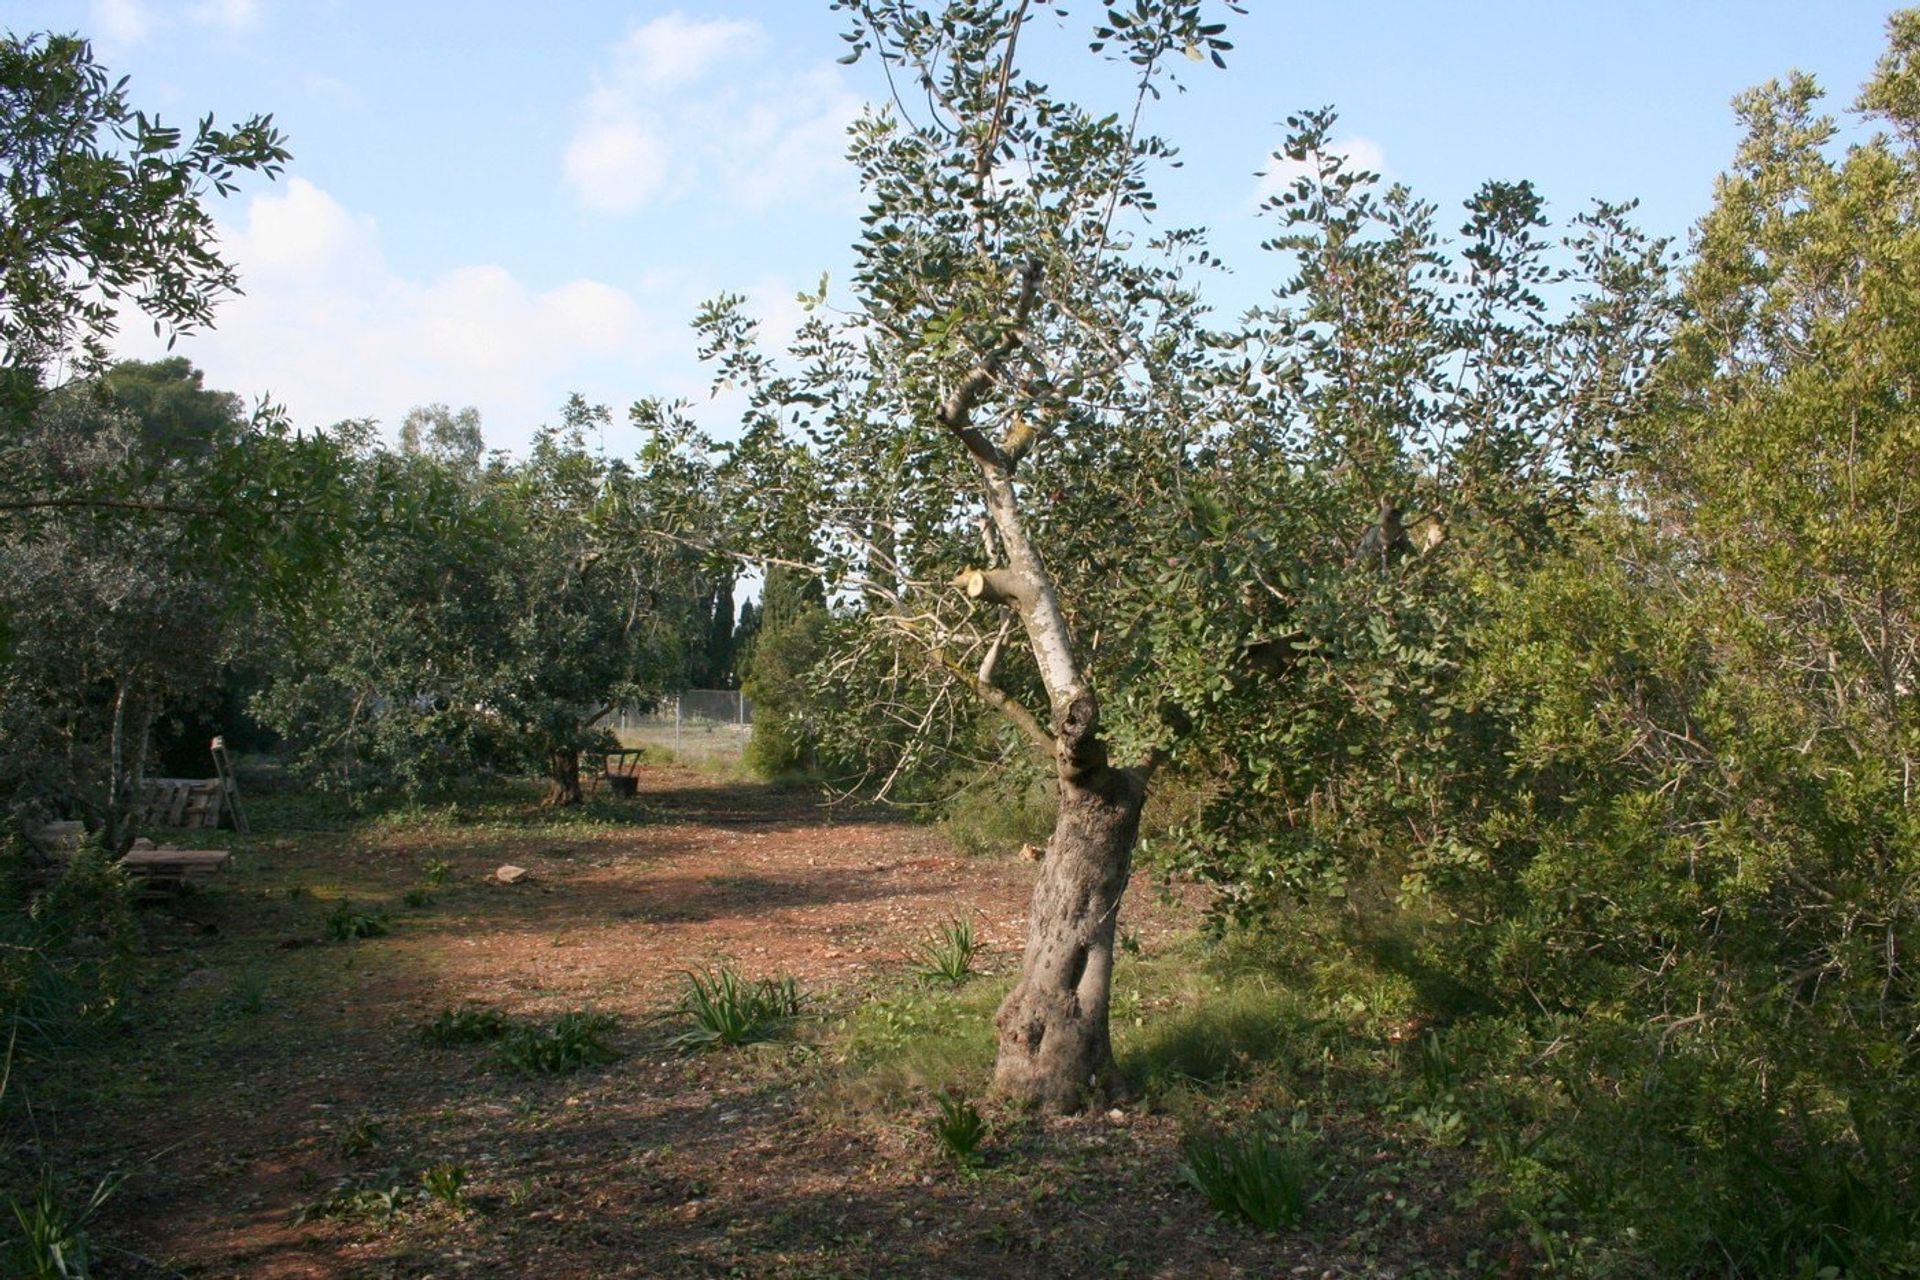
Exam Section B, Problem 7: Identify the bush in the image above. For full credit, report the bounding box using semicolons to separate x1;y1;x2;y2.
0;839;135;1065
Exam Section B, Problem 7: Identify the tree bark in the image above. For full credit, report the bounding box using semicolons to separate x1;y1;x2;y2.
544;746;584;806
993;721;1145;1111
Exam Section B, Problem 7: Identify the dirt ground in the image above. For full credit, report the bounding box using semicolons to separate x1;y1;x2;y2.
40;766;1445;1279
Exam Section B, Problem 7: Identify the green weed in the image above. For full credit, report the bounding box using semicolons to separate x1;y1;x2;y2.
420;1162;467;1210
419;1004;508;1047
401;887;433;909
421;858;454;887
337;1116;386;1158
3;1166;120;1279
322;900;389;942
494;1010;619;1074
909;918;980;986
666;965;802;1052
931;1093;988;1165
1177;1118;1316;1232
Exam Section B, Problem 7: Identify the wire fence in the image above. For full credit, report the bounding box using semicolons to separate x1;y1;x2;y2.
608;690;753;762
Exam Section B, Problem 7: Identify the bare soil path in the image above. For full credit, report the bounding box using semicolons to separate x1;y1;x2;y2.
45;766;1408;1279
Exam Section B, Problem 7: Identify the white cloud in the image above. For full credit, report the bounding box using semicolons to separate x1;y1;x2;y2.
191;0;260;32
563;12;862;215
608;12;762;94
1255;135;1389;206
116;179;680;445
88;0;264;45
564;117;671;214
90;0;152;46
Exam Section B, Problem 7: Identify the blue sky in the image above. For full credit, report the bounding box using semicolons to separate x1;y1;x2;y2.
11;1;1905;450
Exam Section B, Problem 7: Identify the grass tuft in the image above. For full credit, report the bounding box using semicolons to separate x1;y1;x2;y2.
931;1093;988;1165
665;964;802;1052
418;1004;509;1047
909;918;981;986
1177;1118;1316;1232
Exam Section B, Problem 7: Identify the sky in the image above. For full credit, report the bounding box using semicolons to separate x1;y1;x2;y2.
10;1;1907;452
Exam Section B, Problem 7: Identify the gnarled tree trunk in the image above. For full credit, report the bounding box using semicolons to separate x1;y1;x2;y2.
993;693;1145;1111
544;746;583;806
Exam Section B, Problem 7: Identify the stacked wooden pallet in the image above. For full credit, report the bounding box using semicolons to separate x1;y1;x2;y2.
136;778;227;830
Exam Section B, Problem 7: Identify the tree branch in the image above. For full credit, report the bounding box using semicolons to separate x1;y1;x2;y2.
934;645;1054;756
937;258;1043;466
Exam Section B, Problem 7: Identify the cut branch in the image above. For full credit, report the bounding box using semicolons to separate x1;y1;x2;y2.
951;566;1030;609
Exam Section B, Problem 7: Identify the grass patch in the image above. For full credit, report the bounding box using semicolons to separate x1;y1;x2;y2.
321;899;389;942
494;1010;620;1074
418;1004;509;1047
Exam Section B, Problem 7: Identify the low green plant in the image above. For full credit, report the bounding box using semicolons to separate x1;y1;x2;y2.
215;970;270;1020
3;1166;121;1279
909;919;980;987
494;1010;619;1074
931;1093;988;1165
401;887;433;909
420;1162;467;1209
421;858;454;887
1178;1118;1315;1232
293;1174;408;1224
419;1004;508;1047
322;900;389;942
666;965;802;1052
337;1115;386;1157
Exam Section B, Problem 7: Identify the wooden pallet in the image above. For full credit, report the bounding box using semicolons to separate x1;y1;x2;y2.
137;778;226;830
117;847;232;885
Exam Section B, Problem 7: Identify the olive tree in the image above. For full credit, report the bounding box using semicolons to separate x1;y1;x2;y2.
712;0;1242;1110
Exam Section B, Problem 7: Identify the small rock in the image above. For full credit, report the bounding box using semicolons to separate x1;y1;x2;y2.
495;864;531;885
1106;1107;1127;1124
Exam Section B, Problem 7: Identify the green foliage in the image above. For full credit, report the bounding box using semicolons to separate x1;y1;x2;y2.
293;1174;410;1225
250;397;715;801
418;1004;508;1047
421;858;454;887
400;888;432;909
909;918;980;986
419;1162;468;1211
666;965;803;1052
936;759;1054;857
0;32;288;389
1177;1119;1315;1232
930;1093;987;1165
493;1010;620;1074
336;1116;385;1158
0;842;135;1065
321;900;389;942
2;1167;120;1280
